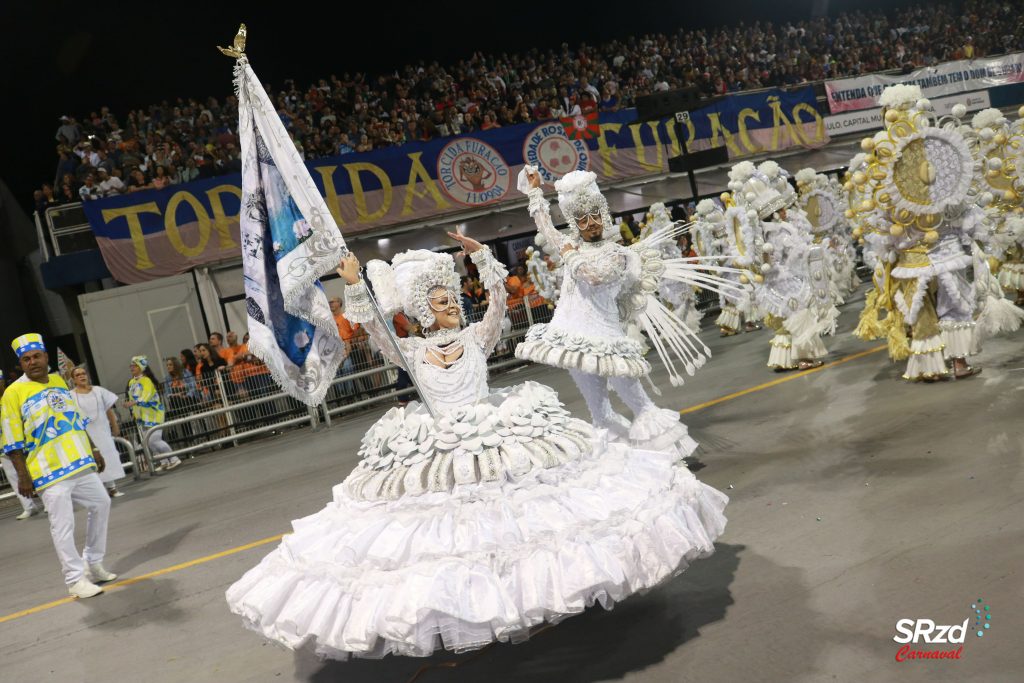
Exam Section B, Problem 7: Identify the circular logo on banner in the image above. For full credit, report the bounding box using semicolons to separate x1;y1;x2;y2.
437;138;511;206
522;123;590;183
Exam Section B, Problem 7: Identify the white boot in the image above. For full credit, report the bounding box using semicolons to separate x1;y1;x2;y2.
88;564;118;583
68;578;104;599
16;508;39;520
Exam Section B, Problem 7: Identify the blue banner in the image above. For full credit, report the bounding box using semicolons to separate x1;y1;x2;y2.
82;87;824;283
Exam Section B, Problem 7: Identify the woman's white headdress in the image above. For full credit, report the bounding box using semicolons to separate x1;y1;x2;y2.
365;250;461;328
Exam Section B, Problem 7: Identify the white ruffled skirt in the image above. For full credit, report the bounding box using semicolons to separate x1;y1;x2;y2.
225;437;727;660
515;324;650;378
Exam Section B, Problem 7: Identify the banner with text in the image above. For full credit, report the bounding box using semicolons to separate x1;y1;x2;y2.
825;91;992;136
825;52;1024;113
84;87;824;283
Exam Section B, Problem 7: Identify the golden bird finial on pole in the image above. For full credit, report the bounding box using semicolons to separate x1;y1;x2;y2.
217;23;247;58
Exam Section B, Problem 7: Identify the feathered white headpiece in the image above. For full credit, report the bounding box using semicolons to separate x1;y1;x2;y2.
365;250;460;327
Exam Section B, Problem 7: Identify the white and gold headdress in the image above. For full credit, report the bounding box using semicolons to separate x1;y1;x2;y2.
729;160;790;220
796;167;843;235
853;86;983;244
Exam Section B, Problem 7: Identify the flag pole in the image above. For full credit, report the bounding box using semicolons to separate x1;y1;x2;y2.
221;25;437;419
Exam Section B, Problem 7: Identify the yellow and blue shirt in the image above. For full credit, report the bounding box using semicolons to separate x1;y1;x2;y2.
0;374;96;491
128;375;165;427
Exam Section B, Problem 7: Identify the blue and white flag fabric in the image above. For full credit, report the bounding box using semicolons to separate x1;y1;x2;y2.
234;56;347;405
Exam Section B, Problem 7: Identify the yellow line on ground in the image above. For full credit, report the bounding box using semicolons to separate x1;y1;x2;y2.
679;345;886;415
0;534;283;624
1;345;887;626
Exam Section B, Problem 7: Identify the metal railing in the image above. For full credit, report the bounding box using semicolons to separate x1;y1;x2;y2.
141;394;321;472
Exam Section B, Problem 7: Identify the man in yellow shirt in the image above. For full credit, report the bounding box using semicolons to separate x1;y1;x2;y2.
1;334;118;599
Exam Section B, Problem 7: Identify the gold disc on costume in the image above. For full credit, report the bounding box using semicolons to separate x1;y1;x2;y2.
888;132;972;212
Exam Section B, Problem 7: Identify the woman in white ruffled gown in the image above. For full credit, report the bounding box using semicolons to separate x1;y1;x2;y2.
225;232;728;660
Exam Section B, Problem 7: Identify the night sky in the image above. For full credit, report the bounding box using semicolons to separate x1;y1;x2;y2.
3;0;916;212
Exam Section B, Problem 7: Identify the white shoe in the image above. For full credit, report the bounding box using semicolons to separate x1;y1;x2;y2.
68;578;104;599
164;459;182;471
108;488;125;498
16;508;38;520
87;564;118;583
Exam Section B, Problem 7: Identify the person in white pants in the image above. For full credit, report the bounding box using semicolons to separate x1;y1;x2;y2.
1;333;118;598
1;454;45;519
69;366;127;497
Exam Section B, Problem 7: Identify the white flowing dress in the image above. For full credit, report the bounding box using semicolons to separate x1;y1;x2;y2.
71;386;126;485
225;249;728;660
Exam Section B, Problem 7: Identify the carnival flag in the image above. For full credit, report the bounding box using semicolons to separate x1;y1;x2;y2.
560;111;600;141
233;55;347;405
56;347;75;378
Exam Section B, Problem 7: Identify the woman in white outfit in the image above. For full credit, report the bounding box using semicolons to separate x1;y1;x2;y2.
69;366;127;497
226;233;728;660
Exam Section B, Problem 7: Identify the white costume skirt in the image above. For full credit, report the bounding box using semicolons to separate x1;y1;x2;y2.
225;435;727;660
515;324;650;378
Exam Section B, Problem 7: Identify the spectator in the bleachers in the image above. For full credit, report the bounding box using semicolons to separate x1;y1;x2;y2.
41;0;1020;204
33;184;59;214
208;332;229;363
78;174;101;202
179;157;200;183
480;112;500;131
195;342;228;385
166;352;201;444
55;116;82;147
337;133;355;155
96;168;125;197
119;140;144;171
461;276;486;315
69;366;126;498
55;146;78;183
126;168;153;193
193;342;230;437
179;348;199;378
152;165;171;190
238;333;275;404
329;297;370;396
221;331;246;366
74;156;95;184
94;148;115;176
74;139;101;167
165;356;198;405
57;180;77;204
505;266;526;309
